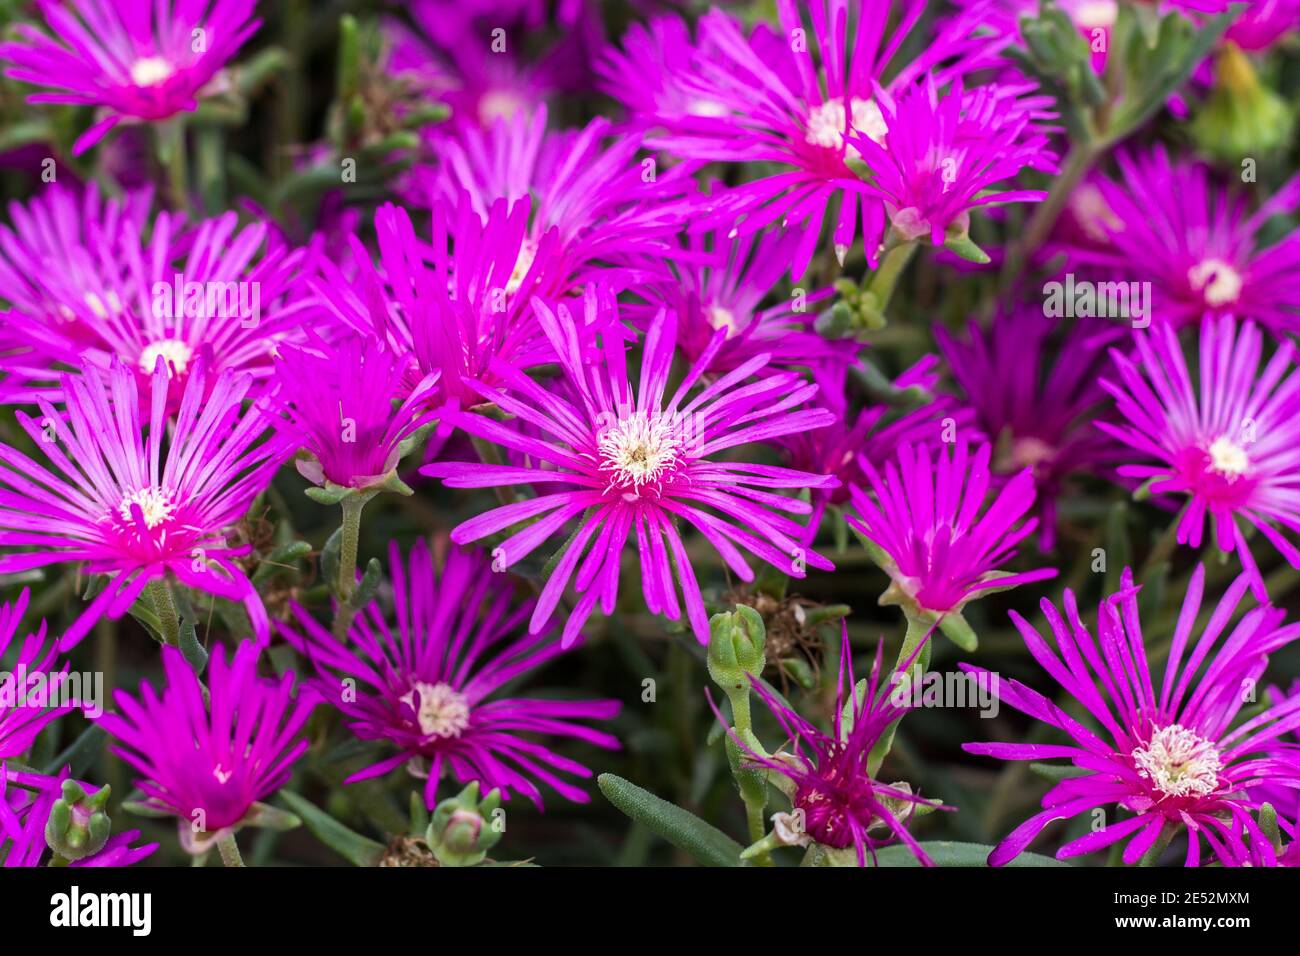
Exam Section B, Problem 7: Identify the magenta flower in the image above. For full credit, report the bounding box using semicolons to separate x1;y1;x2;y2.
1259;680;1300;822
848;77;1054;252
0;357;290;649
964;566;1300;867
718;632;941;865
279;540;621;809
422;290;839;646
1067;147;1300;333
94;641;314;845
270;333;440;490
935;312;1127;550
0;183;152;341
847;441;1057;617
624;223;856;376
607;0;1007;274
414;107;699;295
0;0;261;154
1099;317;1300;600
316;198;568;409
0;590;72;760
382;2;585;131
0;768;157;867
0;209;317;410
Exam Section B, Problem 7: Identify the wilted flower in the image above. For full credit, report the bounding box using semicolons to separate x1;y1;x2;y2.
964;566;1300;866
0;357;290;649
279;540;621;808
423;289;838;645
1100;317;1300;600
0;0;262;154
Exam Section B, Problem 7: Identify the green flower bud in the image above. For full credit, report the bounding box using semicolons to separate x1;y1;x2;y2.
45;779;112;862
706;606;767;694
426;782;504;867
1191;43;1295;164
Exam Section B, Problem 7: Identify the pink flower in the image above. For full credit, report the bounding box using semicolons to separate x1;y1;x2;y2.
422;288;838;645
847;441;1057;617
0;357;290;649
1099;317;1300;600
278;540;621;808
0;0;261;154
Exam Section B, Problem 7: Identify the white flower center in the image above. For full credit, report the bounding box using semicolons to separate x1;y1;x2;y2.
686;96;729;117
1207;435;1250;478
805;97;887;151
597;412;683;494
118;486;176;529
478;89;525;125
1132;724;1223;799
130;57;174;87
139;338;194;376
400;681;471;739
707;305;741;338
84;290;123;318
505;240;537;295
1187;259;1243;307
1069;0;1118;29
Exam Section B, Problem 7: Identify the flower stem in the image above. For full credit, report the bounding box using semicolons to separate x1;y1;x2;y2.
146;579;181;647
156;117;191;213
1137;823;1176;867
1000;140;1100;292
868;613;934;776
216;831;245;868
332;492;370;638
865;240;918;319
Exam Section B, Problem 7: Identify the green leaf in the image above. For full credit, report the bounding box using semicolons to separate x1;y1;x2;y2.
43;725;106;777
178;620;208;676
597;774;743;867
278;791;386;867
1029;762;1093;783
870;841;1071;867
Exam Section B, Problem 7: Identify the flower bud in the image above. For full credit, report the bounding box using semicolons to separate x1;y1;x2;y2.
45;779;112;862
426;781;503;867
706;606;766;694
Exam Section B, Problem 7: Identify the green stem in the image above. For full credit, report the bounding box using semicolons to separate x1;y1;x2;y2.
216;831;245;868
1001;140;1100;290
865;240;918;317
1139;511;1185;585
332;493;369;639
1137;823;1177;867
868;613;934;776
146;579;181;647
157;117;191;212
